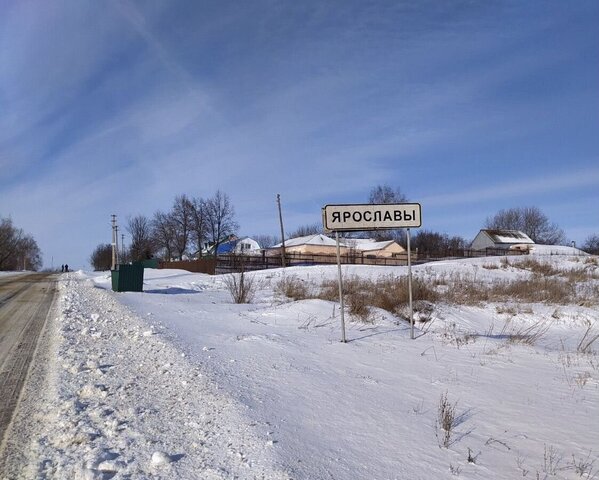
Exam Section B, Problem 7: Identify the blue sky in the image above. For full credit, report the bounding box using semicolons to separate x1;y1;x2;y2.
1;0;598;269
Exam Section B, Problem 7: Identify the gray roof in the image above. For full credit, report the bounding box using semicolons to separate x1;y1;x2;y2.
481;229;534;244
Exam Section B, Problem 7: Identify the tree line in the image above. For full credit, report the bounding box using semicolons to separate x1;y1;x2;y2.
281;185;599;255
91;190;238;270
91;185;599;270
0;216;42;271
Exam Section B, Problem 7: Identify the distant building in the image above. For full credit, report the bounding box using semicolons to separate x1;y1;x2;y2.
471;229;534;251
344;238;406;258
268;234;405;258
203;236;262;256
268;234;343;256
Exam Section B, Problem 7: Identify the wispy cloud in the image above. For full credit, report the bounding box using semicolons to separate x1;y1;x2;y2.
0;1;597;267
420;166;599;207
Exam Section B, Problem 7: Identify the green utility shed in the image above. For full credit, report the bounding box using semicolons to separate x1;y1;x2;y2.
111;264;144;292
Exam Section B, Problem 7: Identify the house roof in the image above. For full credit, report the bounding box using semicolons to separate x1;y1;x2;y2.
352;240;398;252
481;229;534;244
339;238;377;246
272;234;337;248
216;236;259;254
271;235;401;252
216;239;238;254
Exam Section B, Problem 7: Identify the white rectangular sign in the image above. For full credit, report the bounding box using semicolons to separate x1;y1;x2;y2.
322;203;422;232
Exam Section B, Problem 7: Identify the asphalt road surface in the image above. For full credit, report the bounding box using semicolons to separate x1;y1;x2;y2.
0;273;57;445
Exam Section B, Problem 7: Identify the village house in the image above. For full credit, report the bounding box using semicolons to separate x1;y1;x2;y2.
268;234;405;259
471;229;535;251
268;234;346;256
202;236;262;256
349;239;406;258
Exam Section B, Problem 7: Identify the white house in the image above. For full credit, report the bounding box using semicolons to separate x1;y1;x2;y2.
202;236;262;256
268;235;405;258
268;234;343;256
343;238;406;258
471;229;534;251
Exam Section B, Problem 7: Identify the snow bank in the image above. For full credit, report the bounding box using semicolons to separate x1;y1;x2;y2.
3;256;598;479
0;273;290;479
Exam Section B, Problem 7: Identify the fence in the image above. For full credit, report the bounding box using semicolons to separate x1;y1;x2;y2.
160;258;217;275
160;247;528;275
414;247;527;262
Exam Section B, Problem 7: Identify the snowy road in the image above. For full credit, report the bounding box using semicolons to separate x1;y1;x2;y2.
0;273;56;445
0;273;290;479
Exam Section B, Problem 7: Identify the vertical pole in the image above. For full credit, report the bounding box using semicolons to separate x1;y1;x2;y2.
335;231;346;343
407;228;414;339
276;194;286;268
115;225;120;265
111;214;117;270
121;234;125;261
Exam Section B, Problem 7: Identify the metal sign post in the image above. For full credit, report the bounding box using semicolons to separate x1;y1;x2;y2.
335;231;347;343
322;203;422;341
407;228;414;340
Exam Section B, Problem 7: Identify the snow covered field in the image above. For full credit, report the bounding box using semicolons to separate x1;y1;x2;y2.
2;254;598;479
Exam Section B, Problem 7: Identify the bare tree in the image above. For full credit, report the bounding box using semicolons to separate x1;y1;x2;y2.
581;234;599;255
152;210;176;261
485;206;565;245
368;184;408;204
0;217;42;271
90;243;113;271
190;197;208;258
205;190;238;256
289;223;322;238
412;230;467;254
368;184;409;243
169;195;194;260
127;214;155;262
0;217;21;270
17;234;42;271
253;234;278;249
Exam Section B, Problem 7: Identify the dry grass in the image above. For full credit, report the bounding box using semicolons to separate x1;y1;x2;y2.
436;391;457;448
346;291;373;322
274;257;597;321
578;321;599;353
512;258;560;276
318;275;438;320
505;319;552;346
274;275;311;301
482;262;500;270
224;270;256;304
443;274;580;305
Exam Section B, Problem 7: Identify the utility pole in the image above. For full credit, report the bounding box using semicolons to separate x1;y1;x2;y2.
111;214;117;270
115;224;120;265
121;234;125;262
276;194;286;267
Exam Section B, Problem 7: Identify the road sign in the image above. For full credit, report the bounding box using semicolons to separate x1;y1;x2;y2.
322;202;422;342
322;203;422;232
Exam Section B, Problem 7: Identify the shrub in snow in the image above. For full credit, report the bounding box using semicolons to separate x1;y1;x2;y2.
346;291;373;323
224;270;256;303
436;391;457;448
274;274;310;301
